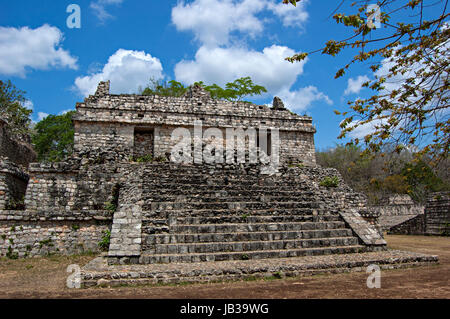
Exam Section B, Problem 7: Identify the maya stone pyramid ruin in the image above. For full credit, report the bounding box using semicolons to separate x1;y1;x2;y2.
0;81;438;287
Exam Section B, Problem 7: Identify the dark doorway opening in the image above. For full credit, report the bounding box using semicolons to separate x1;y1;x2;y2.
134;127;154;158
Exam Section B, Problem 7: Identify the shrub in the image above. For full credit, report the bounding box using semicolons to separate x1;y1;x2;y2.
320;176;339;188
104;201;117;213
135;154;153;163
39;238;53;248
6;246;18;259
98;230;111;251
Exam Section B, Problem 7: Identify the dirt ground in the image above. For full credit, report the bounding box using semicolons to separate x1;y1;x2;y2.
0;235;449;299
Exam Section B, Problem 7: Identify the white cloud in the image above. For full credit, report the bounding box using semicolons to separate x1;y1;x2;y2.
22;100;34;111
266;0;309;27
172;1;329;112
347;119;388;139
74;49;164;97
0;24;78;77
175;45;306;93
59;109;74;115
175;45;332;111
344;75;370;95
90;0;124;23
276;86;332;112
172;0;266;47
37;112;49;121
172;0;310;46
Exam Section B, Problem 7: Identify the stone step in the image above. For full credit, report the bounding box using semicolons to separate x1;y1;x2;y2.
139;245;365;264
170;214;341;224
143;228;354;245
161;221;347;234
141;175;309;185
142;208;324;219
141;164;263;173
141;184;315;192
145;201;317;211
84;250;439;287
143;179;310;189
142;189;316;197
141;167;303;177
145;178;262;185
149;237;359;255
144;195;318;203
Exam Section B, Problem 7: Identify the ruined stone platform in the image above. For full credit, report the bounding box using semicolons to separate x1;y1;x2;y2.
80;250;438;288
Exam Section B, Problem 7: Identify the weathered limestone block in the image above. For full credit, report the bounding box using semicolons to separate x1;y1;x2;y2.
425;192;449;236
0;210;112;257
0;119;35;210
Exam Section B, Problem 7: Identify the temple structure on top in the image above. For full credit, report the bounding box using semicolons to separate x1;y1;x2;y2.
72;81;316;165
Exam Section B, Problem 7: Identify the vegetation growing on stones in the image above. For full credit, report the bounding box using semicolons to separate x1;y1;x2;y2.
7;197;25;210
6;246;18;259
196;77;268;102
38;238;53;249
141;76;267;102
104;201;117;213
319;176;339;188
130;154;167;163
241;254;249;260
442;223;450;236
98;230;111;251
134;154;153;163
141;79;187;97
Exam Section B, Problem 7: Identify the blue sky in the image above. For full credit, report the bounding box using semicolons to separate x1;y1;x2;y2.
1;0;443;150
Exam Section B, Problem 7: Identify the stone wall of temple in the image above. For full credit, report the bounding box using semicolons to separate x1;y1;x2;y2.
24;162;123;212
425;192;449;236
0;119;36;210
0;210;111;258
72;81;317;165
0;161;29;210
371;195;425;231
387;192;449;235
0;119;36;169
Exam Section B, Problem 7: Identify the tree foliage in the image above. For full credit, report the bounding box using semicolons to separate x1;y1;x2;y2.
0;80;32;140
285;0;449;162
316;144;449;204
141;76;267;102
198;77;268;102
141;79;188;97
32;111;76;162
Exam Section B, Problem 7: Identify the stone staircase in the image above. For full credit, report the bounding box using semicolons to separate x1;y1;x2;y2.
108;163;385;264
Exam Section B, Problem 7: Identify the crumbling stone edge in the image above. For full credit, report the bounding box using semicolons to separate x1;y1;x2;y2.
80;250;438;288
